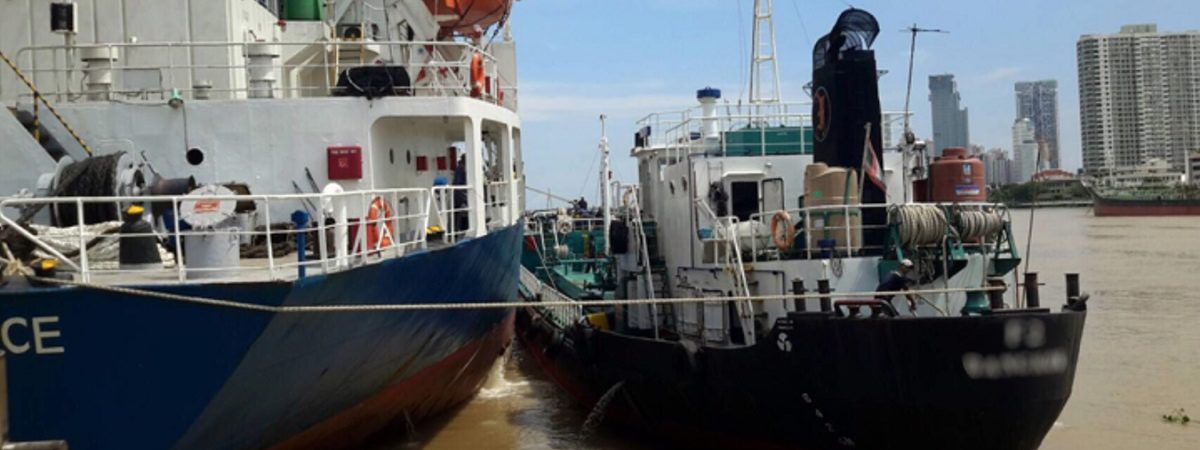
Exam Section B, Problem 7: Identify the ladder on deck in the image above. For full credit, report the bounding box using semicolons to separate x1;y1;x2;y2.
695;199;756;345
627;187;661;338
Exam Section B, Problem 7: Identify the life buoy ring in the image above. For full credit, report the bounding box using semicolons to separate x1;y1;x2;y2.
770;210;794;252
556;218;574;235
470;53;485;98
366;196;394;250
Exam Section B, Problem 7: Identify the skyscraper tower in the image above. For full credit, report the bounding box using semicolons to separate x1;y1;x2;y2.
1014;80;1061;169
1078;24;1200;174
1012;118;1038;182
928;74;970;156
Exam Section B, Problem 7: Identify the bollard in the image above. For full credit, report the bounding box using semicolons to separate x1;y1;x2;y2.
986;277;1007;310
291;210;310;279
817;279;832;312
1065;273;1080;306
1023;272;1040;308
792;279;807;312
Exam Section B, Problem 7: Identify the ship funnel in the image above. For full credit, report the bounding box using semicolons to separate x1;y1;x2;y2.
697;87;721;139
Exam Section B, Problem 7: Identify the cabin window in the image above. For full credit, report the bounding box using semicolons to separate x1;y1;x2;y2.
762;178;784;212
730;181;759;221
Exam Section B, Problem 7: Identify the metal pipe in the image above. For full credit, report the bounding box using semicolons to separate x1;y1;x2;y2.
1023;272;1040;308
1065;273;1080;305
817;279;832;312
791;278;806;312
291;210;310;279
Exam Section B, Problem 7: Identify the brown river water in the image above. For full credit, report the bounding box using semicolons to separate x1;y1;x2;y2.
392;208;1200;449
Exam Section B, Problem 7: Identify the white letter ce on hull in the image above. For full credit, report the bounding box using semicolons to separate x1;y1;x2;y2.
1;316;65;356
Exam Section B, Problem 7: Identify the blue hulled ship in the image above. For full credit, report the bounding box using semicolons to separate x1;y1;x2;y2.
0;0;524;448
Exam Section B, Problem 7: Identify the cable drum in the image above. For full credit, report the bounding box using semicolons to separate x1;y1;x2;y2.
955;210;1006;241
892;204;947;248
52;153;130;227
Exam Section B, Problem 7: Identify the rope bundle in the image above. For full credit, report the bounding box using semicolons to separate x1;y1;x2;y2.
956;210;1005;241
893;205;947;248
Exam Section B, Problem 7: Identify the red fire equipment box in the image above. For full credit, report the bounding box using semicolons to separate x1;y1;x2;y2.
327;146;363;180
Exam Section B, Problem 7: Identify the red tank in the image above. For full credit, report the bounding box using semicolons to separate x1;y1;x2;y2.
929;147;986;202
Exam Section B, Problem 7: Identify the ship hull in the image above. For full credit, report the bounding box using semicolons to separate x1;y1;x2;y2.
1092;196;1200;216
517;306;1085;450
0;223;523;450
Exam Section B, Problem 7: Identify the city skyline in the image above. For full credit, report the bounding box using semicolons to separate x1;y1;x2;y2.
511;0;1200;199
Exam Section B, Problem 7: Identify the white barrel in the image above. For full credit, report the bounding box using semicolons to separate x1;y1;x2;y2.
184;227;240;280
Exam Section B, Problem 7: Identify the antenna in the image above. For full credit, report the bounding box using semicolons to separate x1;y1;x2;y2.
599;114;612;256
749;0;782;105
901;24;948;139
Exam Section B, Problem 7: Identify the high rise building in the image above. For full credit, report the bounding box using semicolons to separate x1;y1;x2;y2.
980;148;1015;186
1077;24;1200;175
928;74;970;156
1013;118;1038;183
1014;80;1061;169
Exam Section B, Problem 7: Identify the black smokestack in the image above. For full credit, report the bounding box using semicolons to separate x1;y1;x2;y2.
811;9;887;249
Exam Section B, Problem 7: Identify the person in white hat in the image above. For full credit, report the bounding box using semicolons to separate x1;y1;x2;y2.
876;259;917;313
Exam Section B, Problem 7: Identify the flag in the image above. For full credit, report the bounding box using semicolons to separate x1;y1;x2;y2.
861;126;887;192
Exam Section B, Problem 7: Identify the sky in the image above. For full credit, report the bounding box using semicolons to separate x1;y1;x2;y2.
507;0;1199;203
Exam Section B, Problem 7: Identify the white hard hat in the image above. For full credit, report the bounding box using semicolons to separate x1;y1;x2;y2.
900;259;914;268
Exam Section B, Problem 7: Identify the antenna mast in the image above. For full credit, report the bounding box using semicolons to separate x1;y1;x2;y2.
901;24;949;138
599;114;612;257
749;0;782;105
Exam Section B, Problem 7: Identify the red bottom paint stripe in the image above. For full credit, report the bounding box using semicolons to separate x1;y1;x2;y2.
1094;203;1200;216
273;313;515;450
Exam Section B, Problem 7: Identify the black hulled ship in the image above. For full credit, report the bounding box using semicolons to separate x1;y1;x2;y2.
517;7;1087;450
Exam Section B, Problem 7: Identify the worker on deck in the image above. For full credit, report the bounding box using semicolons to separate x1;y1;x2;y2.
876;259;918;313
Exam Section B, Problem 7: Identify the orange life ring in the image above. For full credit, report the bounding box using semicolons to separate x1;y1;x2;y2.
470;53;485;98
770;210;794;252
366;196;394;250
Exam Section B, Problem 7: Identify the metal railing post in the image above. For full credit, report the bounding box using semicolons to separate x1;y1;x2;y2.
263;201;275;279
76;199;89;282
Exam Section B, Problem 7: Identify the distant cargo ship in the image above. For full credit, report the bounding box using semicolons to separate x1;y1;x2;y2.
1085;159;1200;216
1090;192;1200;216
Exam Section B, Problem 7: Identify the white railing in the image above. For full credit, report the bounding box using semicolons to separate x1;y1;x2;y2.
519;266;584;328
484;180;512;229
0;186;488;284
13;40;511;108
634;102;909;161
431;185;475;243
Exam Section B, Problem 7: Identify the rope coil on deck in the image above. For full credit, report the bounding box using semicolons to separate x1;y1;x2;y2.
28;276;1004;314
892;205;947;248
955;210;1005;241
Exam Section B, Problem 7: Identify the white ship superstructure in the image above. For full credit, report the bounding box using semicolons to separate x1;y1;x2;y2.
2;0;522;236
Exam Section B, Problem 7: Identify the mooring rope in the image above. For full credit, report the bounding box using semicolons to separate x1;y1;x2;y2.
892;204;946;248
955;210;1005;241
28;275;1003;314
